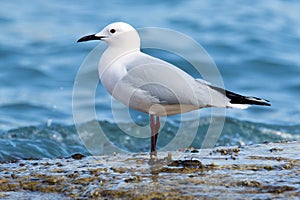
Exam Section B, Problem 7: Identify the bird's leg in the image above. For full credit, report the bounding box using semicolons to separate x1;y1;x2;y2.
150;115;160;156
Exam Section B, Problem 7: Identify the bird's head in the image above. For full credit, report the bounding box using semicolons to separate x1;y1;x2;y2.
77;22;140;50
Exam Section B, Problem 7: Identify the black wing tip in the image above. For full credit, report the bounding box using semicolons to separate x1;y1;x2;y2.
254;100;271;106
208;85;271;106
247;96;271;106
229;95;271;107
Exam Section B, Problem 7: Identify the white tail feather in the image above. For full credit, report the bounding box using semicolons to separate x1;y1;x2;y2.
228;103;249;109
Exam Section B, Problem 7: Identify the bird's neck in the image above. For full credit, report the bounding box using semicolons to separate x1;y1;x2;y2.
98;46;140;78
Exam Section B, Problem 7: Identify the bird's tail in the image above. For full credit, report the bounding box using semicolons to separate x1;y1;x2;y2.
208;85;271;109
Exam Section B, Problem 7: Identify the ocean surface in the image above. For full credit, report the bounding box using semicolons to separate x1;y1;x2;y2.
1;0;300;160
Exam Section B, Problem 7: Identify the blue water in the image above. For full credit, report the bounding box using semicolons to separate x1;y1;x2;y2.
1;0;300;160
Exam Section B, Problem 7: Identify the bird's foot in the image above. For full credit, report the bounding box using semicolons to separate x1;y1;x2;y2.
148;151;158;165
150;151;157;158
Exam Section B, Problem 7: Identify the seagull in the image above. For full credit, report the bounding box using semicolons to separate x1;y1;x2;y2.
77;22;270;156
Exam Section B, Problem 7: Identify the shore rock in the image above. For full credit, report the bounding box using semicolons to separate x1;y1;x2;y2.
0;141;299;199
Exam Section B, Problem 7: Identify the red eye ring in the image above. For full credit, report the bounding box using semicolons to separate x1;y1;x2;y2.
110;29;116;34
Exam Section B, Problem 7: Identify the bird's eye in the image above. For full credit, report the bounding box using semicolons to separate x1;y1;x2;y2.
110;29;116;34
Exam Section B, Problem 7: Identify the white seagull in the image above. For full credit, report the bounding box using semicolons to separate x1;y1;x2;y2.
77;22;270;156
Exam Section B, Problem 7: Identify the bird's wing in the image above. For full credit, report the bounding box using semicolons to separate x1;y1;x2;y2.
118;52;216;107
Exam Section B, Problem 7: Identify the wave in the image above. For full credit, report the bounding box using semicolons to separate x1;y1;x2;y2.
0;117;299;161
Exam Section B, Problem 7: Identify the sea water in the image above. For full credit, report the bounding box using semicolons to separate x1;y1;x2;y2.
0;0;299;160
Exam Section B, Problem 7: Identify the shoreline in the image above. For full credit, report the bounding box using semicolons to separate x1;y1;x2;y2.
0;141;299;199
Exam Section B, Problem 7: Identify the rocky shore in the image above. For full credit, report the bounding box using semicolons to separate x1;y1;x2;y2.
0;141;299;199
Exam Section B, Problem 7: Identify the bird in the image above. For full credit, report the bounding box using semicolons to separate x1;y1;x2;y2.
77;22;270;157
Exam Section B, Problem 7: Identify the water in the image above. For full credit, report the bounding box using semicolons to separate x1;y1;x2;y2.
0;0;300;160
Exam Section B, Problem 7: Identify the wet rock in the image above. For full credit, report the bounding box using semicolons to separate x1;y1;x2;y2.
71;153;85;160
0;141;299;199
124;176;141;183
20;181;41;191
168;160;202;168
270;147;284;152
73;177;97;185
44;177;59;185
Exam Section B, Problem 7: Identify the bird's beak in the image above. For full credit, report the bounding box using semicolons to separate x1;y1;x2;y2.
77;34;106;42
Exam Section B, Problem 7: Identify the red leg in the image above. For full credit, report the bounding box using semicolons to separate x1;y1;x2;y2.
150;115;160;155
